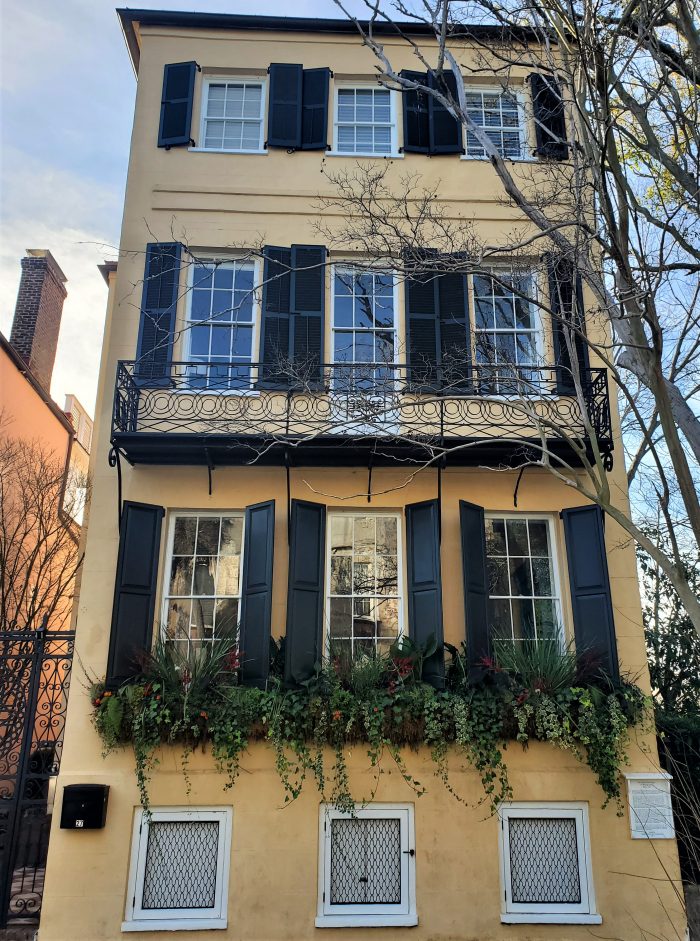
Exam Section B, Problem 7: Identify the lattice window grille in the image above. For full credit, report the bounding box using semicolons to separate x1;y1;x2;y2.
141;820;219;910
507;816;581;904
330;818;402;906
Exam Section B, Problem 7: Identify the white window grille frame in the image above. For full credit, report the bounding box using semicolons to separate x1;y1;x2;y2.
330;83;400;157
484;513;566;648
330;264;399;369
498;802;601;925
198;76;267;154
324;509;406;659
460;86;528;161
160;511;246;651
123;807;232;932
316;804;417;928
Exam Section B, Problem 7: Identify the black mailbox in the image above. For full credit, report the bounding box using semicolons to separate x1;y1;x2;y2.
60;784;109;829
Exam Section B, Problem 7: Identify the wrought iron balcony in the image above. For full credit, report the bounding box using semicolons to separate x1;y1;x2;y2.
111;360;613;469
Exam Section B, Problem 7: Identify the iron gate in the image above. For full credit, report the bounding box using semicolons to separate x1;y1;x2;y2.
0;625;75;929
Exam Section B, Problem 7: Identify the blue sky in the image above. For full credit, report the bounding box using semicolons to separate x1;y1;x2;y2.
0;0;364;413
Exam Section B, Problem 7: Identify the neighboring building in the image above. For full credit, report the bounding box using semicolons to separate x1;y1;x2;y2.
42;11;685;941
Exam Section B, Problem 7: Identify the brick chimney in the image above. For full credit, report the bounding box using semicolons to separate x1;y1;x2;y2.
10;249;68;392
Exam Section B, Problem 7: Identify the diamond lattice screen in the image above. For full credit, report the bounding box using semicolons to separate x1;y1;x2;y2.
508;817;581;904
141;820;219;910
330;818;402;905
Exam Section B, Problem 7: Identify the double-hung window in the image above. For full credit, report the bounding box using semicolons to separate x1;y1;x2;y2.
163;513;243;652
499;803;600;924
317;804;417;928
334;86;396;155
485;515;562;646
124;807;232;931
201;79;265;152
332;267;397;383
465;89;524;158
186;261;256;389
327;512;403;659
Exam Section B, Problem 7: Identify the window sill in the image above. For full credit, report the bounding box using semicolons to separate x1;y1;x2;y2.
188;147;268;155
122;918;227;932
326;151;404;160
315;914;417;928
460;153;534;164
501;913;602;925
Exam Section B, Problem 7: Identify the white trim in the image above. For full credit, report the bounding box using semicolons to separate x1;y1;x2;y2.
332;83;400;158
123;806;232;932
459;86;530;161
316;804;417;928
330;264;399;367
199;76;266;153
498;802;599;923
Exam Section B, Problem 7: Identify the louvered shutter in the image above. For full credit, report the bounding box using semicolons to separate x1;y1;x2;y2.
260;246;292;385
285;500;326;685
291;244;326;384
135;242;181;385
429;71;463;155
561;505;619;681
438;271;471;389
158;62;197;148
459;500;490;674
301;68;330;150
546;255;590;394
239;501;275;689
268;63;303;149
401;70;431;154
529;73;568;160
106;502;164;688
405;263;439;388
405;500;444;688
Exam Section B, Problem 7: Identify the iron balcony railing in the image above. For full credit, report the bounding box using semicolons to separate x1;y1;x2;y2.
111;360;613;467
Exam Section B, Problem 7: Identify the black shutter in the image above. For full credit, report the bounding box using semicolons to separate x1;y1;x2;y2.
285;500;326;685
405;265;439;388
459;500;490;674
529;73;568;160
259;246;292;385
135;243;181;385
301;68;330;150
429;71;463;155
106;502;164;688
405;500;444;688
561;505;619;681
158;62;197;148
438;271;471;389
291;244;326;384
401;71;431;154
268;63;303;149
546;255;590;394
239;501;275;689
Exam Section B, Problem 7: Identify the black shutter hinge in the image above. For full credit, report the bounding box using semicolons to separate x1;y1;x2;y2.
195;63;201;72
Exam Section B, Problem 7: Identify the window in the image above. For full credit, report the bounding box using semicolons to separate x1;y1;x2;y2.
163;513;243;652
334;86;396;155
317;804;417;927
485;515;562;645
499;803;600;924
327;513;403;659
186;261;256;388
332;267;397;375
465;89;524;158
124;807;232;931
201;79;265;152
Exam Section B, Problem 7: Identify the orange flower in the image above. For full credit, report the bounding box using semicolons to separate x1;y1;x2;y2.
332;710;342;722
200;711;208;719
103;691;112;698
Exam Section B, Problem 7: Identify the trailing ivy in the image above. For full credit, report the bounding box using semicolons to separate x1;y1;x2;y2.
90;638;648;815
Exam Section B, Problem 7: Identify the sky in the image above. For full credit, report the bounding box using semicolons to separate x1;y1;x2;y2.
0;0;364;415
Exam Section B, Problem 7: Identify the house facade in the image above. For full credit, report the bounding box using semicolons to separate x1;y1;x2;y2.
41;10;685;941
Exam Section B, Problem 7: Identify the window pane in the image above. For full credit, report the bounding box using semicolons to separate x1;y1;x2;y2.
331;516;353;552
376;517;397;554
528;521;549;556
173;517;197;554
506;519;528;555
511;598;535;640
197;518;220;554
166;599;191;642
170;557;193;596
509;557;533;596
334;294;353;327
329;597;352;637
485;517;507;555
330;556;352;594
488;598;512;641
215;598;238;634
214;267;233;290
531;557;553;596
376;599;399;637
216;556;241;595
488;556;509;595
193;557;216;596
376;556;398;595
535;599;558;640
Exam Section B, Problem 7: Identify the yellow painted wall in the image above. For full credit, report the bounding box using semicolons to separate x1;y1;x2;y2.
41;18;685;941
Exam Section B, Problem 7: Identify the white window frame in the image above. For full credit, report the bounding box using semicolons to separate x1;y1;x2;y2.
460;86;529;161
197;76;267;154
324;509;406;658
316;804;417;928
330;83;400;158
123;806;232;932
498;802;601;925
330;264;399;367
484;513;566;647
471;267;544;376
160;511;246;650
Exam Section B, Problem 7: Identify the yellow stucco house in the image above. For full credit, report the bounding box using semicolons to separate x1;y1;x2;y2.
41;9;686;941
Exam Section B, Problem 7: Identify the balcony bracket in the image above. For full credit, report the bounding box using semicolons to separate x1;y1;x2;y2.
285;450;291;545
367;452;374;504
204;447;215;496
108;443;125;529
